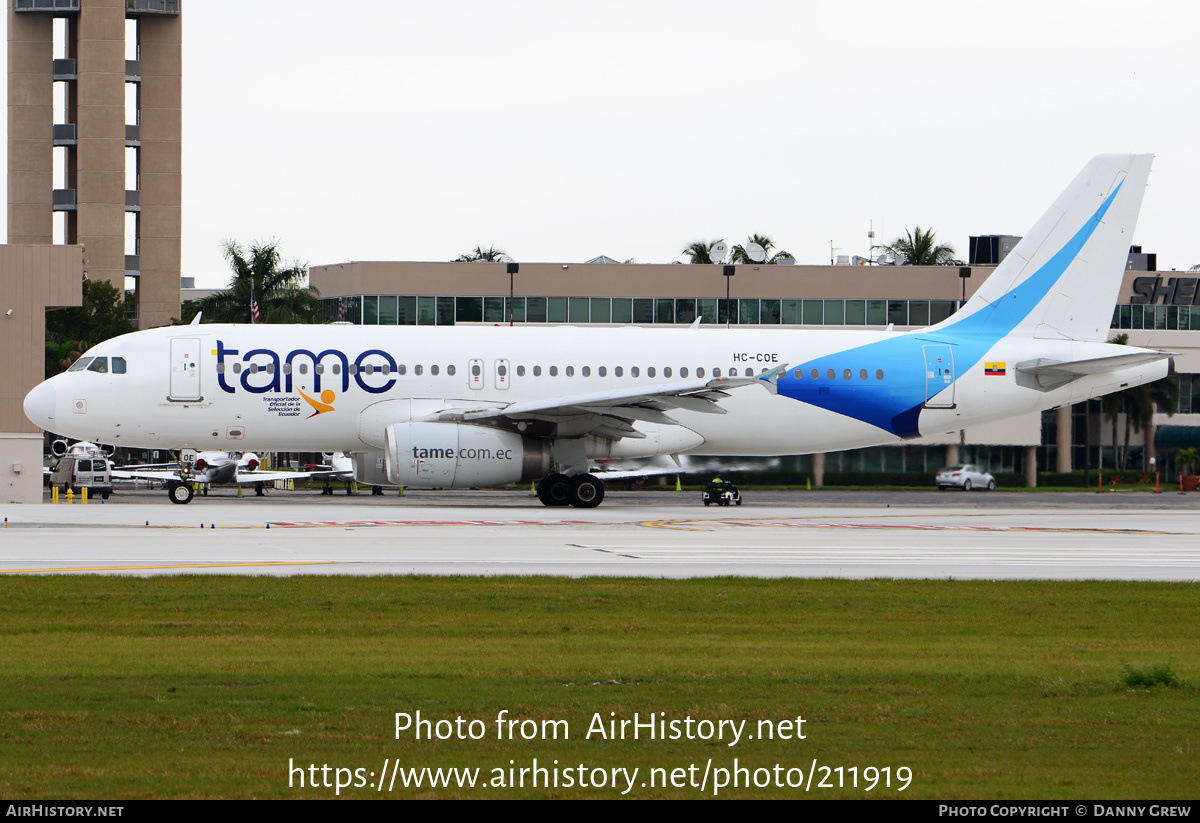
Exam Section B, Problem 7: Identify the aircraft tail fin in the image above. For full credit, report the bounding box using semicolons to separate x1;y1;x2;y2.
934;154;1152;342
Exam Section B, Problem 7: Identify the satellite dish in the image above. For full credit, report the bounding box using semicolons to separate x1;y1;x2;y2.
776;256;795;266
746;242;767;263
875;253;888;264
710;241;728;262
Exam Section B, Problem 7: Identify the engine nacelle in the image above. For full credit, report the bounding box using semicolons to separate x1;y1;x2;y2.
384;422;551;488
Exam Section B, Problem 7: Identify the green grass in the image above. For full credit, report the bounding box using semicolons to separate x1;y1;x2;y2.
0;576;1197;798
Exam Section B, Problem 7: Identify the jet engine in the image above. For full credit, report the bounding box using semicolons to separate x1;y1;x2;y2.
384;422;550;488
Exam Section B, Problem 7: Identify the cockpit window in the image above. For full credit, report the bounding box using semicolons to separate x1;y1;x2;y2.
112;357;126;374
68;357;93;372
87;357;109;373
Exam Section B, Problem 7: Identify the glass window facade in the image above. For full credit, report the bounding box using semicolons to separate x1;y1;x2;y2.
321;294;1005;329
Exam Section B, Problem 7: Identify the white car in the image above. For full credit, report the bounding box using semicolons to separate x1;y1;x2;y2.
935;464;995;491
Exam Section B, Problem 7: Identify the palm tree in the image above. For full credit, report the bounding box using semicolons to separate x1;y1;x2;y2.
185;239;320;324
730;234;795;264
1102;333;1179;470
681;240;720;264
455;245;509;262
875;226;960;265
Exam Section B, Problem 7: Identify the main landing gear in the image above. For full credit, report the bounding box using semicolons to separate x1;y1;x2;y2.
536;473;605;508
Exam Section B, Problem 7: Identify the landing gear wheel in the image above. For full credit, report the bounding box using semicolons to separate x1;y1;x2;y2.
537;473;572;507
986;479;995;491
963;479;972;492
168;481;194;505
255;482;265;496
568;474;605;508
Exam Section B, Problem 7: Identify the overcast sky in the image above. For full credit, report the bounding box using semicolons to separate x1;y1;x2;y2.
4;0;1199;287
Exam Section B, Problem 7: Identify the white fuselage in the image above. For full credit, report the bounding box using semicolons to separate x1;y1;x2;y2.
25;323;1168;460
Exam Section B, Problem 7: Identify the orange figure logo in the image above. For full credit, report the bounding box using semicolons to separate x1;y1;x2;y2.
299;388;336;418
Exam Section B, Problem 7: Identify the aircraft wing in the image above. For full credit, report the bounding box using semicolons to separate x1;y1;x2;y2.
111;467;181;482
454;365;788;440
111;466;349;484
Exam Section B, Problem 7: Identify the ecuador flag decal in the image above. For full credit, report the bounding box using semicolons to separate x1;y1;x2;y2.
984;362;1007;376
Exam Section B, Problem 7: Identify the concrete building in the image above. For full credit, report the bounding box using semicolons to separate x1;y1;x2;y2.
8;0;181;328
0;244;81;503
309;257;1200;485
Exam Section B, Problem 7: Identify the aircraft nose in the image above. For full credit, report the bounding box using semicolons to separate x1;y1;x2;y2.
23;380;57;429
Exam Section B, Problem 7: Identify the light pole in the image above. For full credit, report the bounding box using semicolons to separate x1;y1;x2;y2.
507;262;518;326
723;264;735;329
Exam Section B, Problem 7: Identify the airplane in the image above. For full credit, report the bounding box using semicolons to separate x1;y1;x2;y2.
109;450;353;496
23;155;1171;508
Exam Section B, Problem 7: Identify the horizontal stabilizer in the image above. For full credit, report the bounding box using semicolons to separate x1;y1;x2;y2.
1015;350;1173;389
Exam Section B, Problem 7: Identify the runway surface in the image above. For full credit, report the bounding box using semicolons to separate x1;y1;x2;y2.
2;488;1199;579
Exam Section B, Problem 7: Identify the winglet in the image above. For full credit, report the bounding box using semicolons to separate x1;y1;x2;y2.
190;311;203;325
758;363;789;395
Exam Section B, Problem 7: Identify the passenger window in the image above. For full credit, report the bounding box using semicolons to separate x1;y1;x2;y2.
282;363;291;374
516;365;526;377
566;366;574;377
232;363;243;374
349;364;359;375
811;368;819;379
112;357;126;374
598;366;606;377
843;369;851;380
697;367;705;378
582;366;591;377
793;368;802;379
332;364;341;375
267;363;276;374
550;366;558;376
533;366;542;376
68;357;93;372
713;367;721;378
216;362;225;373
648;367;656;378
382;365;391;375
664;367;672;378
826;369;835;380
398;365;407;375
250;364;259;374
299;364;309;374
448;365;456;376
472;363;482;377
87;357;108;373
316;364;324;374
362;364;372;375
746;368;754;377
859;369;867;380
680;367;688;378
631;367;640;377
876;369;884;380
431;365;440;376
615;366;623;377
415;365;423;375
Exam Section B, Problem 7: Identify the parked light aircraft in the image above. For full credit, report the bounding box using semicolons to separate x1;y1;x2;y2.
109;450;354;496
24;155;1171;507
